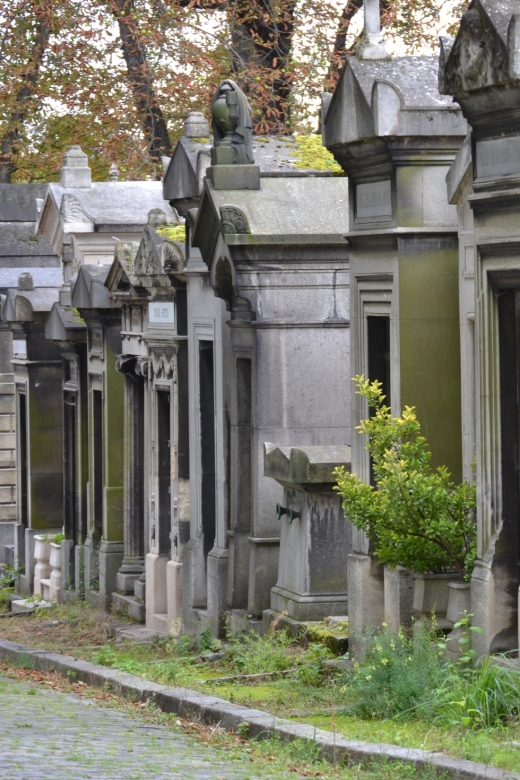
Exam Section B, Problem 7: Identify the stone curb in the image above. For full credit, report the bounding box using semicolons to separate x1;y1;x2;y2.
0;638;518;780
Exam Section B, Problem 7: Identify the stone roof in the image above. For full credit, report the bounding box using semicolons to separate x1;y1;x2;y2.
0;267;61;291
195;177;349;247
38;182;177;231
349;57;454;110
71;264;116;309
45;302;87;341
0;183;48;222
0;224;58;267
2;285;60;321
163;135;333;207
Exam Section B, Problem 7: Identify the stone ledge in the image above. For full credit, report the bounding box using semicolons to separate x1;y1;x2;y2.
0;638;517;779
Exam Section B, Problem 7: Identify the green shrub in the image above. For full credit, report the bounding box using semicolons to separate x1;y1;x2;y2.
334;377;477;580
344;625;445;719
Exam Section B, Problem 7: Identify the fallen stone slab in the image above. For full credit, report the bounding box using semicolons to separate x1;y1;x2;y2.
0;637;517;780
11;598;53;614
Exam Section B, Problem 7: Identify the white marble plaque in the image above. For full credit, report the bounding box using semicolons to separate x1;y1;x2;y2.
12;339;26;356
148;301;174;325
356;180;392;219
476;136;520;179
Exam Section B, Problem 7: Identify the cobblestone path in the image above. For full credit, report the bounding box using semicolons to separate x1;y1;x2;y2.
0;675;273;779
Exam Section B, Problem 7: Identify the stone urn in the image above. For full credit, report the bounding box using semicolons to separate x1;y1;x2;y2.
33;535;52;596
47;542;62;602
413;571;458;631
445;582;471;661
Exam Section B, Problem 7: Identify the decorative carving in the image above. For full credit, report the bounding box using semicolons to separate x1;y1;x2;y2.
60;193;93;224
162;240;186;274
441;5;508;95
150;351;176;380
220;206;251;235
135;357;149;378
211;80;254;165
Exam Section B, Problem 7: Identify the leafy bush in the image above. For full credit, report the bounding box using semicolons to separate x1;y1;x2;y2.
344;625;445;719
334;377;477;580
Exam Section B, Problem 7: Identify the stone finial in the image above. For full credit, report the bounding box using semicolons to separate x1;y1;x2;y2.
147;208;167;227
18;272;34;292
356;0;391;61
184;111;210;139
60;145;92;189
108;163;119;182
210;80;254;165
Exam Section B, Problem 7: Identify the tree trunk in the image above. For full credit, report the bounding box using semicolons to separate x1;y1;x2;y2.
111;0;172;164
227;0;296;134
0;13;51;183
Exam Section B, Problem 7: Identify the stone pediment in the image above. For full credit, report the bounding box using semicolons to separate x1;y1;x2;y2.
105;243;142;295
133;226;186;278
440;0;520;95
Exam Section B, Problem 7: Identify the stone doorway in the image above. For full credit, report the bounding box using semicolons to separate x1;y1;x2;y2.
496;289;520;653
199;341;216;564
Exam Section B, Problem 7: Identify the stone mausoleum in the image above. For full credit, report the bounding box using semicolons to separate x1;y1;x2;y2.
2;0;520;667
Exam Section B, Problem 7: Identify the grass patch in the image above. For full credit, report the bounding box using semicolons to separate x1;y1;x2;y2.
1;603;519;775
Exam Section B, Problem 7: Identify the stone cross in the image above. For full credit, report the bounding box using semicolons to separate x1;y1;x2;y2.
357;0;391;60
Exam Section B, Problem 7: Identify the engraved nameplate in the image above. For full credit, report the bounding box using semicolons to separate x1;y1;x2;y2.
148;301;174;325
476;136;520;180
356;180;392;219
12;339;26;356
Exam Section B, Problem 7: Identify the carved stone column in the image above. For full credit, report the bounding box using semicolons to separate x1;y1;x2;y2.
115;355;146;593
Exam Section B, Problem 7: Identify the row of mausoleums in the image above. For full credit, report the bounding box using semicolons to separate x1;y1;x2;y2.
0;0;518;661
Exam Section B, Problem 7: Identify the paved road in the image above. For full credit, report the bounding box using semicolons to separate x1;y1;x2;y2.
0;675;274;779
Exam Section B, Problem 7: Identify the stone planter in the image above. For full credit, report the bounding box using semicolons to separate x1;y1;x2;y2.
33;535;52;596
413;571;458;630
445;582;471;661
44;542;62;602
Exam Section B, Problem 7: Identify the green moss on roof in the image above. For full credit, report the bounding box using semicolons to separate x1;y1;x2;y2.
192;137;210;143
155;224;186;242
291;135;343;174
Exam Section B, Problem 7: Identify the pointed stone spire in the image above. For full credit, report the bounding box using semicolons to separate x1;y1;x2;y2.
108;162;119;182
60;145;92;189
356;0;391;61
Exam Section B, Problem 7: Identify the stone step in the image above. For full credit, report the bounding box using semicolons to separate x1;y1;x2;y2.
112;592;145;623
148;612;170;634
134;578;145;601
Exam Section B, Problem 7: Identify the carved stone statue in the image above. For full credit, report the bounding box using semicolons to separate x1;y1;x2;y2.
210;80;254;165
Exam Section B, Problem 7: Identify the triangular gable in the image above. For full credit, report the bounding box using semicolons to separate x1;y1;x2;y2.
44;302;87;341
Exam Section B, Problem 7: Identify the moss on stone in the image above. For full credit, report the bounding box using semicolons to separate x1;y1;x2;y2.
290;135;343;174
156;224;186;242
